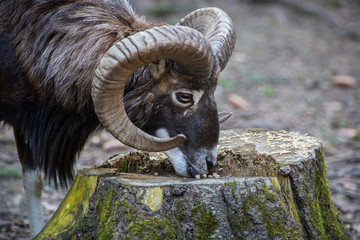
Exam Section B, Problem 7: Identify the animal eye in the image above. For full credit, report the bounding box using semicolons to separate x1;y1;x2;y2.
176;92;193;104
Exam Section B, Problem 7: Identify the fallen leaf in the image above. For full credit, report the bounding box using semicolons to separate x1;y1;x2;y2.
332;74;357;88
227;93;251;111
337;128;358;138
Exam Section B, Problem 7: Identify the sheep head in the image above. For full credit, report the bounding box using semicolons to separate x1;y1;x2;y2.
92;8;235;177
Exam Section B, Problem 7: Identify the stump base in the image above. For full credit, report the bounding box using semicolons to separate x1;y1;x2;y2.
35;129;350;240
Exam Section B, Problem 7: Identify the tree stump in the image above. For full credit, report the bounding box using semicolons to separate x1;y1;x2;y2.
35;129;350;240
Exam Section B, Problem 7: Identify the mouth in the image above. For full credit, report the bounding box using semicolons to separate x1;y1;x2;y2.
155;128;217;178
162;146;217;178
187;162;198;178
186;157;213;178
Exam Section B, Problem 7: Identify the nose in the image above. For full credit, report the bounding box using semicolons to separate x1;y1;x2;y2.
187;157;215;177
206;157;214;171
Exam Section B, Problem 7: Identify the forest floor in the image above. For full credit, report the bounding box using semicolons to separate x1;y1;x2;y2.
1;0;359;239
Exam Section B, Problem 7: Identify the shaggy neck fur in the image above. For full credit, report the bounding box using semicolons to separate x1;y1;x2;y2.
0;0;157;187
1;0;151;112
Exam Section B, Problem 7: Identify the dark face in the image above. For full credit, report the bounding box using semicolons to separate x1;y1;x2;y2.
140;60;220;177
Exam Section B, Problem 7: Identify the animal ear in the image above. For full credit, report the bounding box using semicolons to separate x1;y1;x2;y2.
147;59;167;80
218;111;232;124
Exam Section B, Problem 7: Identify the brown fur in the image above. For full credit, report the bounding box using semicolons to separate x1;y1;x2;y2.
1;0;151;112
0;0;163;186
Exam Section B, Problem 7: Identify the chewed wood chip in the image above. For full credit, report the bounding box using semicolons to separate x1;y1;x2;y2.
212;173;220;179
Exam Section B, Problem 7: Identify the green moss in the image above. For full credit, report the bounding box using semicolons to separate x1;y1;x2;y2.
97;188;117;240
174;199;187;223
36;174;99;240
116;198;137;228
230;182;301;239
228;209;251;235
127;216;176;240
115;198;176;240
191;203;218;240
307;150;350;240
97;190;171;240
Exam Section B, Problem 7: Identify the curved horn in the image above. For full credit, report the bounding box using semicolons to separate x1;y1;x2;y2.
92;25;214;152
177;7;236;71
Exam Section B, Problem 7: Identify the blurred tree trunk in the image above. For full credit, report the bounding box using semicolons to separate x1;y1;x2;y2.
35;129;350;240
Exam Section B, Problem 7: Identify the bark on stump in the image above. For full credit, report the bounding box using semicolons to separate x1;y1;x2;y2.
35;129;350;240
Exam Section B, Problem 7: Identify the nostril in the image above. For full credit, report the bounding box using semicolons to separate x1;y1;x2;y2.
206;157;214;170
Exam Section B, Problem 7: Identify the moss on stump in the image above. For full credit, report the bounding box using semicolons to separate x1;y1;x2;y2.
34;129;350;240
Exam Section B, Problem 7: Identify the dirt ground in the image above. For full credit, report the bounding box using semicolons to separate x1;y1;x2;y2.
1;0;359;239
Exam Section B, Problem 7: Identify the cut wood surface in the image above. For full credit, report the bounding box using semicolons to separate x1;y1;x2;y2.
35;129;350;240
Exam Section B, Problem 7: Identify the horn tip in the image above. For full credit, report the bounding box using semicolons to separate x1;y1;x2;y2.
172;133;186;145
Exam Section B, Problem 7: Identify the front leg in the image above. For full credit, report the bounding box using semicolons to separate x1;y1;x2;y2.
13;127;45;238
23;169;44;238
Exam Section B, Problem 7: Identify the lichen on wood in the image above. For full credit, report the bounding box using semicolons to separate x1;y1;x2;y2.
36;128;350;239
34;172;107;239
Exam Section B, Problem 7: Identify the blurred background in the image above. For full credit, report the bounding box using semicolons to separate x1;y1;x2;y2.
1;0;359;238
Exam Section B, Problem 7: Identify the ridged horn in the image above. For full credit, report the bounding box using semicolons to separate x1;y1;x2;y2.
177;7;236;71
92;25;214;152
